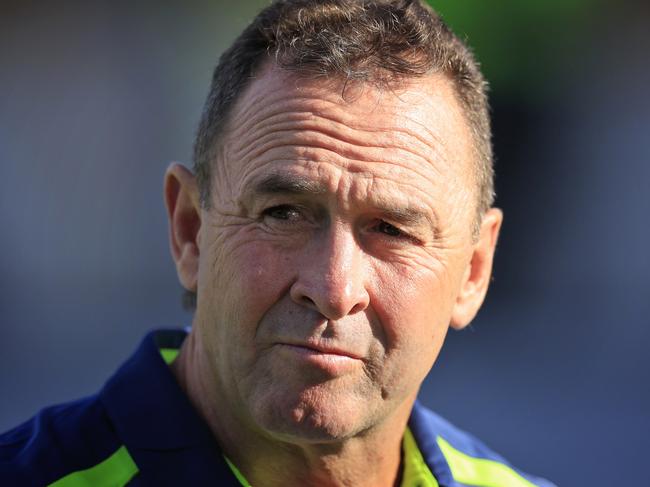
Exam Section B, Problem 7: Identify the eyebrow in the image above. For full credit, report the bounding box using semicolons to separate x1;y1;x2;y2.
250;173;328;196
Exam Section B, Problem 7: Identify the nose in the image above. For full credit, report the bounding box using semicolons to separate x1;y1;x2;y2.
290;225;370;320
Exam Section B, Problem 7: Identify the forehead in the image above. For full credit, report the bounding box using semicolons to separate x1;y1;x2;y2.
224;63;471;154
217;64;475;221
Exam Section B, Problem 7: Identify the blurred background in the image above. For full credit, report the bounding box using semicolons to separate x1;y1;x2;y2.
1;0;648;484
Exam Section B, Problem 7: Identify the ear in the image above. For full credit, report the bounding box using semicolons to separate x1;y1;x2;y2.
450;208;503;330
164;163;201;292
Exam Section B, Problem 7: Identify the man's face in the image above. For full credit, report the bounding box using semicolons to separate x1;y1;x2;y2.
193;66;480;443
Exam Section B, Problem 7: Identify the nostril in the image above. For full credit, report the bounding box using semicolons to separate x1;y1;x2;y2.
348;301;366;315
301;296;316;307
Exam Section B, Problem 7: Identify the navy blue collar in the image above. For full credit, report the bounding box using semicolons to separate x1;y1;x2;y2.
99;329;239;485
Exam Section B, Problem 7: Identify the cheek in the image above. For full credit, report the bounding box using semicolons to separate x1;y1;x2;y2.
196;239;298;386
367;263;454;398
371;260;454;340
212;240;296;325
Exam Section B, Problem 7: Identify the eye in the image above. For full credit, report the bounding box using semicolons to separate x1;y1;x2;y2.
262;205;303;222
375;220;404;238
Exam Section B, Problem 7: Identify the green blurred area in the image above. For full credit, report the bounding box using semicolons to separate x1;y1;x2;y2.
427;0;601;96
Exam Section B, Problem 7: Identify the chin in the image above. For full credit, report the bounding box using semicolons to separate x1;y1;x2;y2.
251;387;376;444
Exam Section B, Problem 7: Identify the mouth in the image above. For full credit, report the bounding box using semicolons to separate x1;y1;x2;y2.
274;342;364;375
279;341;363;360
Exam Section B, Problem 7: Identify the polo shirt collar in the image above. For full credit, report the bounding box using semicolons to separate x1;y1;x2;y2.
99;329;238;485
99;329;214;450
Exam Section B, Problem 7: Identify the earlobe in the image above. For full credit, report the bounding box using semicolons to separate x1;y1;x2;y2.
450;208;503;330
164;163;202;292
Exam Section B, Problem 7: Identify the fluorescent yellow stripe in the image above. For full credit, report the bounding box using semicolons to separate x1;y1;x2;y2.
401;427;439;487
48;446;138;487
160;348;180;364
225;456;253;487
437;437;535;487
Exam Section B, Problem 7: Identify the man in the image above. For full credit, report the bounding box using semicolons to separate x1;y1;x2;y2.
1;0;555;485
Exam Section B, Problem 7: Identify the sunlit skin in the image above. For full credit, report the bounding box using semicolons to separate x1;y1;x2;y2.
165;63;502;487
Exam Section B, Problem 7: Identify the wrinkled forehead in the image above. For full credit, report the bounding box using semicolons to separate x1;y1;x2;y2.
215;63;476;216
226;64;472;159
226;62;468;140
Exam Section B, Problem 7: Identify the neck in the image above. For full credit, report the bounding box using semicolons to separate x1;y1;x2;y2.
171;331;413;487
236;429;405;487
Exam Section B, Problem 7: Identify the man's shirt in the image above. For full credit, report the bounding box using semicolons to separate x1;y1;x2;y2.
0;330;555;486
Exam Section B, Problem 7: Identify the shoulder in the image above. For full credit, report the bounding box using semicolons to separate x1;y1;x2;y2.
0;394;129;486
409;402;557;487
